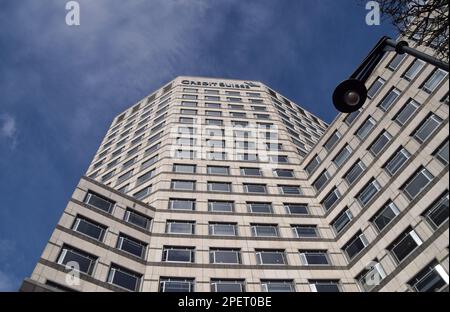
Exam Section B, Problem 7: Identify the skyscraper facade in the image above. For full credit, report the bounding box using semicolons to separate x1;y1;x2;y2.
21;49;448;292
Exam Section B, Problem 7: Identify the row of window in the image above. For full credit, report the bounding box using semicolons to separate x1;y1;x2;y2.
169;180;303;195
56;240;449;292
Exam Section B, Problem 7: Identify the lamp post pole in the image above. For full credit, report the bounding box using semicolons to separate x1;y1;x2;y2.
332;36;449;113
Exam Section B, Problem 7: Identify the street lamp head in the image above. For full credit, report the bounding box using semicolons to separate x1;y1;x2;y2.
332;78;367;113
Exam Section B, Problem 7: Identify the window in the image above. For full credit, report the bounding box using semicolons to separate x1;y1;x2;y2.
356;263;387;292
252;106;266;111
136;170;155;185
209;248;241;264
305;155;321;174
208;200;234;212
369;131;392;156
84;192;114;213
292;225;318;238
235;141;255;149
270;155;289;163
241;167;262;176
173;164;196;173
206;110;221;116
422;69;448;93
332;209;353;234
309;280;340;292
207;128;224;137
261;280;295;292
179;117;194;124
394;99;420;125
413;114;443;143
57;245;97;275
367;77;385;99
422;192;449;229
322;188;341;211
72;216;107;241
178;126;195;135
133;186;151;200
255;250;287;265
205;102;221;108
356;117;376;140
357;179;381;206
207;166;229;175
387;53;406;70
274;169;294;178
388;228;423;263
344;160;366;185
407;260;449;292
207;139;225;148
159;277;194;292
299;250;330;265
183;88;198;93
403;167;434;200
107;264;142;291
207;152;226;160
208;182;231;192
403;59;425;81
211;279;245;292
205;89;219;94
313;170;330;192
122;158;136;170
371;201;400;232
206;119;223;126
278;185;302;195
181;101;197;107
162;246;195;263
344;110;360;125
169;199;196;211
255;113;270;120
333;145;353;167
378;88;400;111
166;220;195;235
236;153;258;161
248;202;273;214
116;234;146;258
209;222;237;236
435;140;449;165
176;137;196;147
141;155;158;169
285;203;308;215
230;112;246;118
343;232;368;260
124;209;151;230
384;147;410;176
324;131;341;151
171;180;195;191
174;150;195;160
244;183;267;193
251;224;279;237
182;94;197;99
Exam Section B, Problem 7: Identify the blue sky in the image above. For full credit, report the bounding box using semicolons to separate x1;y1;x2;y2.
0;0;396;291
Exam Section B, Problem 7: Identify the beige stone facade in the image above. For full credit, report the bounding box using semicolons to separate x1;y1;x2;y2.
21;52;449;292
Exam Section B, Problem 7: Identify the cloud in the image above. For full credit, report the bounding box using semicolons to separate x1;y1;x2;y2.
0;270;19;292
0;239;20;291
0;114;18;148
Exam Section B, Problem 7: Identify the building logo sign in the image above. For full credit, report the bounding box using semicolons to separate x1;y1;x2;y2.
181;80;260;89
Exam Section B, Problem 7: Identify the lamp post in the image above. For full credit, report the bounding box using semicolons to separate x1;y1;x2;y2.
332;36;449;113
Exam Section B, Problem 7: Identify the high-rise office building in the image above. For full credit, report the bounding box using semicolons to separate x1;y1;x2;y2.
21;47;448;292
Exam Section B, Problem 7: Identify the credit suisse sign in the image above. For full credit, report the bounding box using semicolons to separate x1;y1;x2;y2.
181;80;260;89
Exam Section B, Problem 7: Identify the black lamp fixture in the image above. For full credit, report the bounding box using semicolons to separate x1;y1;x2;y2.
333;36;449;113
